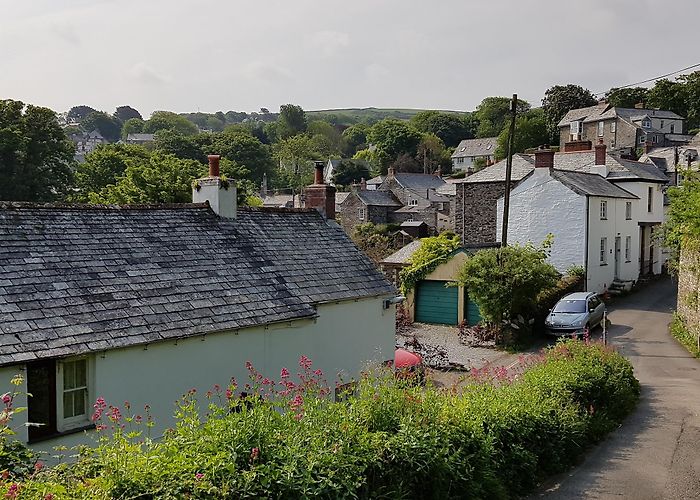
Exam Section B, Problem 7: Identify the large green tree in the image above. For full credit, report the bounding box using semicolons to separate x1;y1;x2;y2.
541;85;597;143
410;111;474;148
276;104;307;139
605;87;649;108
144;111;199;136
475;97;531;138
114;105;143;123
81;111;122;142
332;159;371;187
72;144;151;201
0;99;74;201
495;108;550;160
121;118;146;139
67;105;97;123
367;119;423;172
154;130;206;162
342;124;369;156
204;130;274;182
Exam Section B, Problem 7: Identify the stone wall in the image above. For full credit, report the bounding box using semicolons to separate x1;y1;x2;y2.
337;193;391;235
455;181;504;245
677;241;700;336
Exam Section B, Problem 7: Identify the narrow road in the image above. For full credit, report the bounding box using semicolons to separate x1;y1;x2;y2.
536;277;700;499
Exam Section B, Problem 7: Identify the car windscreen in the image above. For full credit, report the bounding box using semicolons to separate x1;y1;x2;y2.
553;299;587;313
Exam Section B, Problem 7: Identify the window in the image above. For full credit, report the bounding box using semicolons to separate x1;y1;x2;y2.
625;235;632;262
670;124;675;133
642;118;651;128
600;200;607;220
660;120;664;129
598;121;604;137
652;135;659;144
456;157;464;164
406;217;414;222
625;201;632;220
570;120;582;137
610;121;616;133
588;296;601;311
26;357;93;442
647;186;653;212
409;199;418;206
600;237;608;265
358;207;365;220
639;135;646;144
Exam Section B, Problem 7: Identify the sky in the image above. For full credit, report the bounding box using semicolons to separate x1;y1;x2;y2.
1;0;699;117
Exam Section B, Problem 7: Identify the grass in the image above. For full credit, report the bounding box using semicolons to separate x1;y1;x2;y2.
670;313;700;358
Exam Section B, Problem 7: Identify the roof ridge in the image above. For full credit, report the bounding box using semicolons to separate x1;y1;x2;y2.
0;201;211;211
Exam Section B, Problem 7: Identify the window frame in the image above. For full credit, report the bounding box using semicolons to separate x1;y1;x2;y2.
647;186;653;213
358;207;366;221
600;237;608;265
610;121;617;133
625;235;632;262
625;201;632;220
56;357;92;432
408;199;418;206
599;200;607;220
598;121;604;137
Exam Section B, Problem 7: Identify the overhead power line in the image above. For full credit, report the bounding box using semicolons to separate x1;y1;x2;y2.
593;62;700;95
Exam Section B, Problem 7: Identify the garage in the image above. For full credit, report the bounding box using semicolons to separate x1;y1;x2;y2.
415;280;459;325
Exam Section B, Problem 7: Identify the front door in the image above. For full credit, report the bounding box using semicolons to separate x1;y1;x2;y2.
614;236;621;280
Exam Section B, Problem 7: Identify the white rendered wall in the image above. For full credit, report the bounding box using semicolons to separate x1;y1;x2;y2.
9;296;395;454
497;168;587;273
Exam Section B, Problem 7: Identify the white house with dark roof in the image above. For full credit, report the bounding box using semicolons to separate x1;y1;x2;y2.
496;145;667;292
451;137;498;172
0;157;397;452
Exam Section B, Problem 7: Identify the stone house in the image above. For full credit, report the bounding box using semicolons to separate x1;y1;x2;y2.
337;188;402;233
640;145;699;186
558;103;686;156
451;137;498;172
69;130;108;162
0;157;397;452
495;146;668;292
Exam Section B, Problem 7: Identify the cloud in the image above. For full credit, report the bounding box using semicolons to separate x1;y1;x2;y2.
49;22;81;46
242;61;293;85
305;30;350;58
364;63;390;82
128;63;170;86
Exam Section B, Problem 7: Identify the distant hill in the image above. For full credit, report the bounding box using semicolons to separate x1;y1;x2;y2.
306;107;468;126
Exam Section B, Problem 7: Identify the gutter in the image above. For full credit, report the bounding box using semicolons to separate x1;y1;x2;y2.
584;196;590;290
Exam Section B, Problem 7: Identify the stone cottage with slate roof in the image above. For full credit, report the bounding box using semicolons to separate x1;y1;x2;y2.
0;157;397;451
450;137;498;172
495;145;668;292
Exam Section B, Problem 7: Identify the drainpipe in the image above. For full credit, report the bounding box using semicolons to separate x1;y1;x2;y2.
461;183;466;244
584;197;589;290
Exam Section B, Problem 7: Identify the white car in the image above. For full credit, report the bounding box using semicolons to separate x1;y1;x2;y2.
544;292;606;337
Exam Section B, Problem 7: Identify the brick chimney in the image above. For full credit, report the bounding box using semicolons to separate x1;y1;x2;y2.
592;139;609;177
192;155;237;218
534;146;554;168
563;140;592;152
304;161;336;219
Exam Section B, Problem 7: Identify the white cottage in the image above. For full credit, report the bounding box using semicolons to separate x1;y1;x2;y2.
497;145;667;292
0;157;397;452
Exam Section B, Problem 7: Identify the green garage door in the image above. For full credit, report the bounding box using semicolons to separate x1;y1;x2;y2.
415;280;458;325
466;293;483;326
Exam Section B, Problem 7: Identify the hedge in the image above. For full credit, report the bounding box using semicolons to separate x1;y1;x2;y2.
1;341;639;499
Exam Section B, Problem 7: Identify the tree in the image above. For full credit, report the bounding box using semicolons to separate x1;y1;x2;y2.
81;111;122;142
410;111;474;148
475;97;531;138
677;71;700;131
121;118;145;139
154;130;206;162
367;119;423;172
416;133;447;174
273;135;318;192
206;130;274;182
114;105;143;123
0;100;74;202
67;105;97;123
72;144;151;201
495;108;550;160
144;111;199;136
456;241;559;327
605;87;649;108
307;120;343;154
541;85;597;143
390;153;422;173
332;160;371;187
276;104;307;139
342;124;369;156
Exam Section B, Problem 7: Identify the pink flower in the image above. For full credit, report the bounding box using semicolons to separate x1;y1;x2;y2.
44;495;54;500
34;461;43;471
280;367;290;379
123;401;131;410
195;473;204;480
135;415;142;423
108;406;122;423
250;447;260;460
1;393;11;405
313;369;323;377
290;394;304;411
245;361;253;371
96;424;107;431
5;483;19;499
213;384;221;392
225;388;233;400
262;378;271;386
299;355;312;370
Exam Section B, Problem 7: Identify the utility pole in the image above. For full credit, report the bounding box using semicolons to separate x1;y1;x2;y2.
501;93;518;247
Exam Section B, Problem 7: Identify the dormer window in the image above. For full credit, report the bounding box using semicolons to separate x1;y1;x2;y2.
642;118;651;129
570;120;582;136
409;199;418;206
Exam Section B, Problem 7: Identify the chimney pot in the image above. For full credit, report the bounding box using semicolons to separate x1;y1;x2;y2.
313;160;324;185
594;141;607;165
534;146;555;169
208;155;221;177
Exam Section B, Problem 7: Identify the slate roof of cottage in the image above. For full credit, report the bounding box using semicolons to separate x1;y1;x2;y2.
460;154;535;183
381;240;422;265
366;176;385;186
356;190;402;207
451;137;499;159
558;104;684;127
553;151;668;182
0;203;395;366
126;133;155;142
639;146;700;173
391;173;446;191
550;170;638;199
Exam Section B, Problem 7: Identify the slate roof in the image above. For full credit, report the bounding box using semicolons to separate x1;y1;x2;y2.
356;190;402;207
366;176;385;186
126;133;155;142
550;170;638;199
461;154;535;183
639;146;700;173
0;203;395;366
451;137;499;159
554;151;668;183
558;104;684;127
392;173;445;191
382;240;422;265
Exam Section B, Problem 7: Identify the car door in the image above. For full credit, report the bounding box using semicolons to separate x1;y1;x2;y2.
589;296;604;325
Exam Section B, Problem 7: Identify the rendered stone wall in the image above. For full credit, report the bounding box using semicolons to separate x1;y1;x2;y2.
678;242;700;336
455;181;504;245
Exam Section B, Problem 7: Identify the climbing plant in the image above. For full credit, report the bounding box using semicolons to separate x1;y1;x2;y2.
399;233;461;295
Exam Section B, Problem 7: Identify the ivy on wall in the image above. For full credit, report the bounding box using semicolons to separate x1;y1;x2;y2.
399;233;461;295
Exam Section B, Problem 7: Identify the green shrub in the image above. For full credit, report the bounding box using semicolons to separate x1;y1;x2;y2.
670;313;700;357
1;342;639;499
